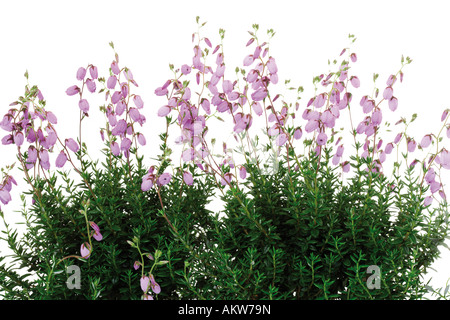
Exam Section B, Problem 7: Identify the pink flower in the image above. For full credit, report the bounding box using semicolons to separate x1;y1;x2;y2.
251;89;267;101
424;196;433;207
181;64;191;75
221;172;233;186
76;67;86;81
332;154;341;165
39;149;50;169
0;189;12;205
222;80;233;94
431;181;441;193
440;150;450;170
110;141;120;156
239;166;247;179
243;54;254;66
350;76;360;88
305;120;319;133
120;138;132;151
183;171;193;185
441;110;448;122
267;57;278;74
425;168;435;185
137;133;146;146
276;133;288;146
80;242;91;259
252;102;263;116
65;138;79;153
111;119;127;136
372;109;382;126
158;105;171;117
140;276;150;293
383;86;393;100
158;173;172;186
386;74;397;86
336;144;344;157
133;261;141;270
133;95;144;109
313;93;326;108
27;146;38;163
55;151;67;168
383;143;393;155
407;139;416;152
89;66;98;79
149;274;161;294
107;76;117;89
317;132;327;146
294;128;303;140
79;99;90;113
420;134;432;148
247;69;259;83
350;53;357;62
115;101;126;116
13;132;24;146
394;133;402;144
342;161;350;173
141;172;154;191
388;97;398;111
66;85;80;96
111;61;120;75
86;78;96;93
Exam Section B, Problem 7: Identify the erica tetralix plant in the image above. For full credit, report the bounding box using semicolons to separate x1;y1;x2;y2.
1;16;449;300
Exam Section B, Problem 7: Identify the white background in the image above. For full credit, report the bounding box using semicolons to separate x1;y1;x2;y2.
1;0;450;298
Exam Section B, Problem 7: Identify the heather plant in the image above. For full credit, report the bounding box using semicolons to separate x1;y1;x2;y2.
1;17;450;300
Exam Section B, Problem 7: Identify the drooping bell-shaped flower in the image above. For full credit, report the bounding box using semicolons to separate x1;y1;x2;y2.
372;109;382;126
276;133;288;146
294;128;303;140
107;76;117;90
13;132;24;146
111;61;120;75
149;274;161;294
111;119;127;136
313;93;326;108
66;85;80;96
239;166;247;179
79;99;90;113
141;276;150;293
267;57;278;74
137;133;146;146
440;149;450;170
141;172;154;192
55;151;67;168
407;139;416;152
251;88;267;101
420;134;432;148
424;196;433;207
183;171;194;185
383;86;393;100
222;80;233;94
89;65;98;79
350;76;360;88
388;96;398;111
65;138;79;153
120;137;132;152
133;95;144;109
243;55;254;67
425;168;436;185
0;189;12;205
80;242;91;259
305;120;319;133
